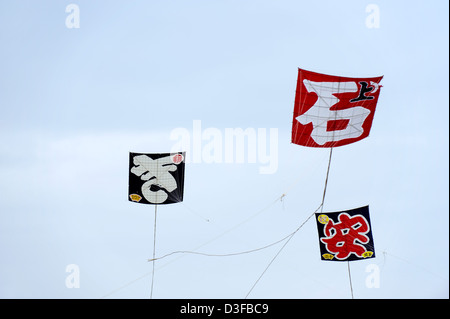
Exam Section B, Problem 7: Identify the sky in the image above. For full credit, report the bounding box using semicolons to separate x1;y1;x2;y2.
0;0;448;299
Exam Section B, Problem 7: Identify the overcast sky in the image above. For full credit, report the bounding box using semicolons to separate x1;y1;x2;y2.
0;0;448;299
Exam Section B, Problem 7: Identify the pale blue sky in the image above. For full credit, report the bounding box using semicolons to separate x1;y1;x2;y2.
0;0;448;298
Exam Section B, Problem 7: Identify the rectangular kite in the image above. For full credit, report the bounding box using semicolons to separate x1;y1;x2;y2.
292;68;383;148
315;206;375;262
128;152;185;205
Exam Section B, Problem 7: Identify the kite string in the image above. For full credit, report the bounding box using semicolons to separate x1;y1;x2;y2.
148;203;322;263
150;204;157;299
321;148;354;299
244;208;318;298
102;203;316;299
245;147;334;298
146;147;331;263
347;261;354;299
245;233;296;299
320;147;333;213
148;230;291;261
148;151;330;264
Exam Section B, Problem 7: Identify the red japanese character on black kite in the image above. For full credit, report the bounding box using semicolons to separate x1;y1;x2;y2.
315;206;375;261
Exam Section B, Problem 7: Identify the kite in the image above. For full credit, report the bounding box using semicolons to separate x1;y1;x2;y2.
128;152;185;205
315;205;375;262
292;68;383;148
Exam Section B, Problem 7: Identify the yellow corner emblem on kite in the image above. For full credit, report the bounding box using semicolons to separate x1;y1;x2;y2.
362;251;374;258
317;214;329;224
129;194;142;202
322;253;334;260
